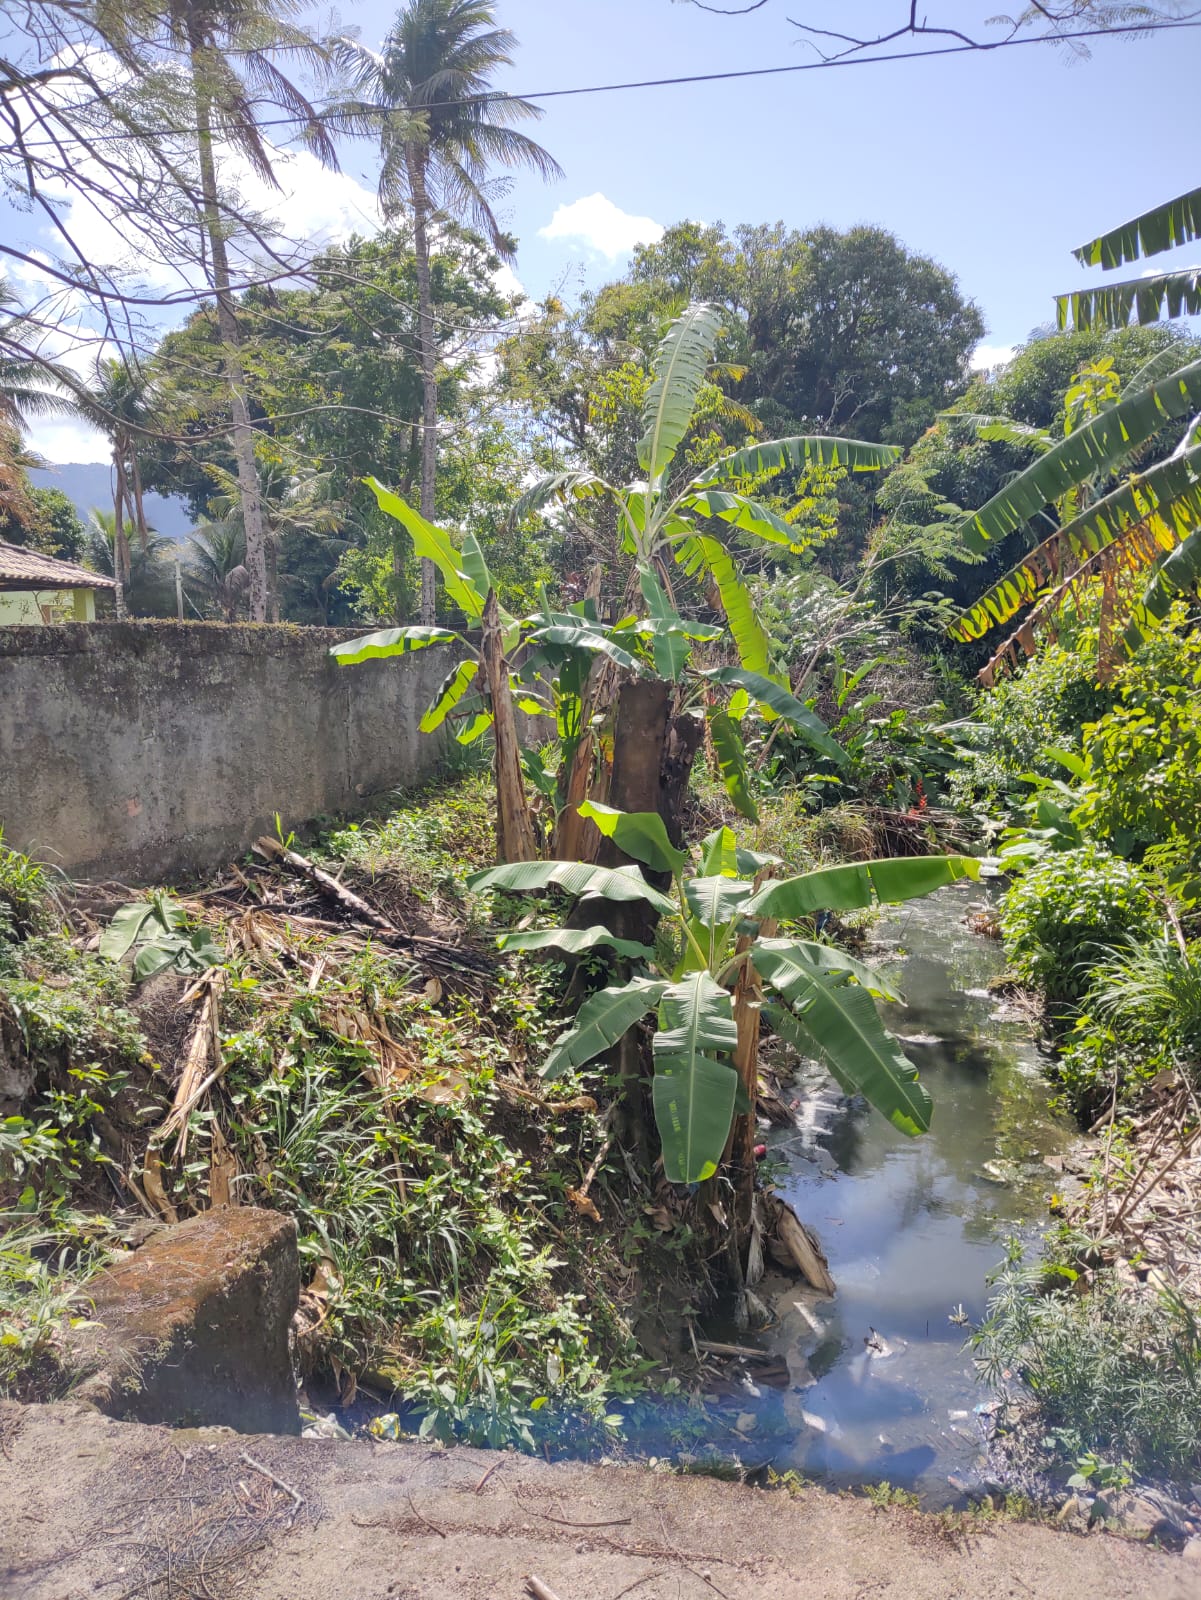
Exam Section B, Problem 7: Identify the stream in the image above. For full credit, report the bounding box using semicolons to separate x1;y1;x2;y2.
733;879;1075;1504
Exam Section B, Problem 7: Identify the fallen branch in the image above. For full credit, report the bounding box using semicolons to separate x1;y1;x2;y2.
695;1338;774;1363
253;836;491;975
238;1451;304;1528
155;972;225;1162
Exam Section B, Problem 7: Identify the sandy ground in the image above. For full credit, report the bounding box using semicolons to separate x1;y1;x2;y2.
2;1401;1197;1600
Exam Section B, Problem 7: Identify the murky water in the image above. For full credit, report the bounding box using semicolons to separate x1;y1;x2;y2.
741;881;1075;1503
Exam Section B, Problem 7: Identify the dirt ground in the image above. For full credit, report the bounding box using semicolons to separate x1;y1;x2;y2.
3;1402;1198;1600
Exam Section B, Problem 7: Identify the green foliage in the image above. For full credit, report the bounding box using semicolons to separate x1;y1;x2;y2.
472;816;977;1180
999;845;1158;1001
99;896;224;981
0;831;52;946
1073;607;1201;866
975;1242;1201;1478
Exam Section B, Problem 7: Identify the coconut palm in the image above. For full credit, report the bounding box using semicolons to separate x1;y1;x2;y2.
85;509;177;616
187;520;248;621
335;0;561;623
149;0;339;622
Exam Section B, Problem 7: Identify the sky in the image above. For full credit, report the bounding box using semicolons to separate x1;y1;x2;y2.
17;0;1201;463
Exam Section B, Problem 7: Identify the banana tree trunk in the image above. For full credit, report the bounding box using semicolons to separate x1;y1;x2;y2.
481;590;538;865
408;145;438;628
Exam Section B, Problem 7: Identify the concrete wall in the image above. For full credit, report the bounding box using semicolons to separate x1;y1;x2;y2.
0;622;460;882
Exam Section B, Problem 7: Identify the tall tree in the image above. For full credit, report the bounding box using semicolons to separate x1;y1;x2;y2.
337;0;561;623
154;0;338;621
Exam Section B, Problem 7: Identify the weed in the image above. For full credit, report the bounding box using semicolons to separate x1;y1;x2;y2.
864;1481;920;1510
974;1241;1201;1479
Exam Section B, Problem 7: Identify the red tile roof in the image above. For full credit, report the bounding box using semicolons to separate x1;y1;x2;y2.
0;539;117;591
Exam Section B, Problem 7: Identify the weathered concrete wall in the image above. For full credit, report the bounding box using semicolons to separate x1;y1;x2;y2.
0;621;459;882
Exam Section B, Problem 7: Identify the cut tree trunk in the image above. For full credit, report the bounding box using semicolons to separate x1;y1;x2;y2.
481;590;538;864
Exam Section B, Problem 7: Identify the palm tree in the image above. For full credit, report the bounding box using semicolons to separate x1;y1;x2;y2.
187;520;248;620
154;0;338;622
73;358;153;598
336;0;561;623
85;509;177;616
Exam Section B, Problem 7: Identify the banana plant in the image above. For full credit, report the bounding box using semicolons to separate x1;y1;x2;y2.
951;185;1201;679
468;807;978;1185
333;478;847;827
513;302;900;689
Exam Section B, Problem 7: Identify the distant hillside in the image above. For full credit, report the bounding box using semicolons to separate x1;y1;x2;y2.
29;464;195;542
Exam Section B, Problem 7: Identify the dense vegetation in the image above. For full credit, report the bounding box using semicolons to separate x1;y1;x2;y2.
3;0;1201;1509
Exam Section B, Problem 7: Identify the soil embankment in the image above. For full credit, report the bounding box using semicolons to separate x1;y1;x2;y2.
2;1401;1196;1600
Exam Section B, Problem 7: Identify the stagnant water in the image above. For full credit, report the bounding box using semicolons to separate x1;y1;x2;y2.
722;879;1075;1503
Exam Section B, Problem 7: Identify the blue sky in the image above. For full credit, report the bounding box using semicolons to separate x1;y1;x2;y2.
18;0;1201;460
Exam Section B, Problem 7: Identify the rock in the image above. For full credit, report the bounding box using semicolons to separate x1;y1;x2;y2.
1092;1490;1179;1540
69;1206;299;1435
1183;1537;1201;1562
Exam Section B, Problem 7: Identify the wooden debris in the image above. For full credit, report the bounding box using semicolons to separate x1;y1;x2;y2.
768;1195;836;1295
253;834;492;977
524;1578;564;1600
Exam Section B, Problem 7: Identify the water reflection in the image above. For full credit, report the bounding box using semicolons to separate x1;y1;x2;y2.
754;882;1073;1504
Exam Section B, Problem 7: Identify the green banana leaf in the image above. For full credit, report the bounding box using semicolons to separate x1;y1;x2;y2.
950;445;1201;643
467;859;677;914
753;935;904;1002
454;710;493;745
708;708;758;822
1073;186;1201;269
688;435;901;489
651;971;740;1183
363;478;488;620
956;358;1201;553
701;665;845;765
526;623;643;676
497;925;655;961
331;625;463;666
675;534;772;675
638;567;690;681
765;988;931;1138
638;303;725;484
99;901;163;963
699;826;739;879
1057;268;1201;333
681;488;803;550
541;976;667;1079
745;855;979;919
680;874;755;973
421;658;481;733
577;801;689;876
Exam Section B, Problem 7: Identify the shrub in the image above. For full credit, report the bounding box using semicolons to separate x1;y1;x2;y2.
975;1243;1201;1480
999;845;1158;1001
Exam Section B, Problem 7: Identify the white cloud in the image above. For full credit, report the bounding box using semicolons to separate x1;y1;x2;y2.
971;341;1018;373
28;418;110;465
538;193;664;259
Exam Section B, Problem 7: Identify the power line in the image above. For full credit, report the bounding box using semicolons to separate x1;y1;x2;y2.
5;18;1201;152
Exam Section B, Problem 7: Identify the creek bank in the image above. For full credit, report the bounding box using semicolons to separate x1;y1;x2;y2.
3;1399;1196;1600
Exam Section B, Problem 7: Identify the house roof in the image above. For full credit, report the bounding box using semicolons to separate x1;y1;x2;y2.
0;539;118;592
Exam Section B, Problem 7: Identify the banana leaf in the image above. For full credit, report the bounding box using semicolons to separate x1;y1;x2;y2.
363;478;488;620
688;435;901;489
746;855;978;919
652;971;740;1183
577;801;688;877
701;665;845;764
331;625;463;666
638;303;725;484
541;976;667;1079
956;358;1201;553
1057;268;1201;333
1073;187;1201;269
467;858;677;914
